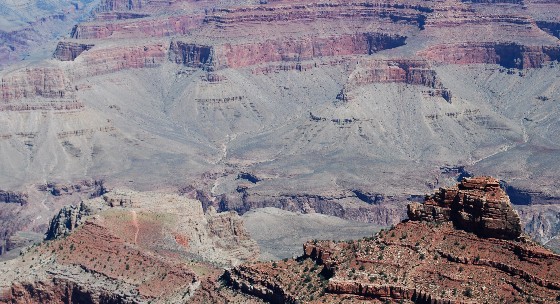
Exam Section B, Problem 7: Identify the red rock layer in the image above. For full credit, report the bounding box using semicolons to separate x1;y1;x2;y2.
408;176;522;239
226;177;559;303
73;43;168;77
0;220;199;303
53;41;95;61
227;220;560;303
1;67;71;102
70;14;204;40
94;0;195;13
340;59;452;102
419;43;560;69
170;33;407;70
203;1;430;28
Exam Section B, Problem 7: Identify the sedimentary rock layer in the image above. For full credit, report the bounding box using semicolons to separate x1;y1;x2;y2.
170;33;407;70
225;177;558;303
408;176;522;239
419;43;560;69
53;41;95;61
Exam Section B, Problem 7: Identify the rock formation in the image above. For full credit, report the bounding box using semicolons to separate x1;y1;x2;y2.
53;42;95;61
408;176;523;239
225;177;560;303
1;0;560;286
44;198;108;240
0;191;28;206
0;190;261;303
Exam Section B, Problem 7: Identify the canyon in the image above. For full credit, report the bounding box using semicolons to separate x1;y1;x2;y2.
1;176;558;303
0;0;559;301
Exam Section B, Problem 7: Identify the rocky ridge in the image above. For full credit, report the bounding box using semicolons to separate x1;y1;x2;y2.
0;190;261;303
225;177;560;303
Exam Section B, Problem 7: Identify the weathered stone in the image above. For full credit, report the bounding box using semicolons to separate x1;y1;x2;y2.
408;176;522;240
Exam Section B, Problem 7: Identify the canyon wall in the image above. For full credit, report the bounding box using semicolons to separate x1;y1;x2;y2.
419;43;560;69
170;33;407;70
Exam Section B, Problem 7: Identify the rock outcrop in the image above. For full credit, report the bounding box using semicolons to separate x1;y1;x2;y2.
0;67;73;102
70;15;204;40
0;189;261;303
226;178;560;303
71;43;168;77
339;58;452;102
53;41;95;61
44;198;108;240
408;176;522;239
0;191;28;206
221;188;407;227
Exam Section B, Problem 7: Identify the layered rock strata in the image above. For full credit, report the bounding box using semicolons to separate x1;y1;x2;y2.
170;33;407;70
408;176;522;239
339;59;452;102
53;41;95;61
419;43;560;69
226;177;560;303
0;190;260;303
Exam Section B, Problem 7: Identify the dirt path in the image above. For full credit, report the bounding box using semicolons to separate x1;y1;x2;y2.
131;210;139;244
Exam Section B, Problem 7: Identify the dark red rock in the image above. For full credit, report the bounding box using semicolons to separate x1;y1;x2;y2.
408;176;522;240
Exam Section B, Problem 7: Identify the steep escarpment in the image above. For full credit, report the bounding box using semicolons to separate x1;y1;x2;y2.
70;14;204;40
203;1;430;26
537;21;560;39
71;43;168;77
1;67;73;102
225;177;560;303
0;191;28;206
419;43;560;69
170;33;407;70
220;188;407;227
53;41;95;61
44;198;107;240
339;59;452;102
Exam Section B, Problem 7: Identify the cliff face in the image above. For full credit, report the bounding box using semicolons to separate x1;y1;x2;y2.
53;42;95;61
408;176;522;240
169;33;407;70
0;191;27;206
339;58;452;102
419;43;560;69
71;15;204;39
44;199;107;240
225;177;560;303
1;67;72;102
72;43;168;77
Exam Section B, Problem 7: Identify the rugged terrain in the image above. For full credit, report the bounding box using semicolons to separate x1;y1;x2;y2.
226;177;560;303
0;190;263;303
2;176;558;303
0;0;559;259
